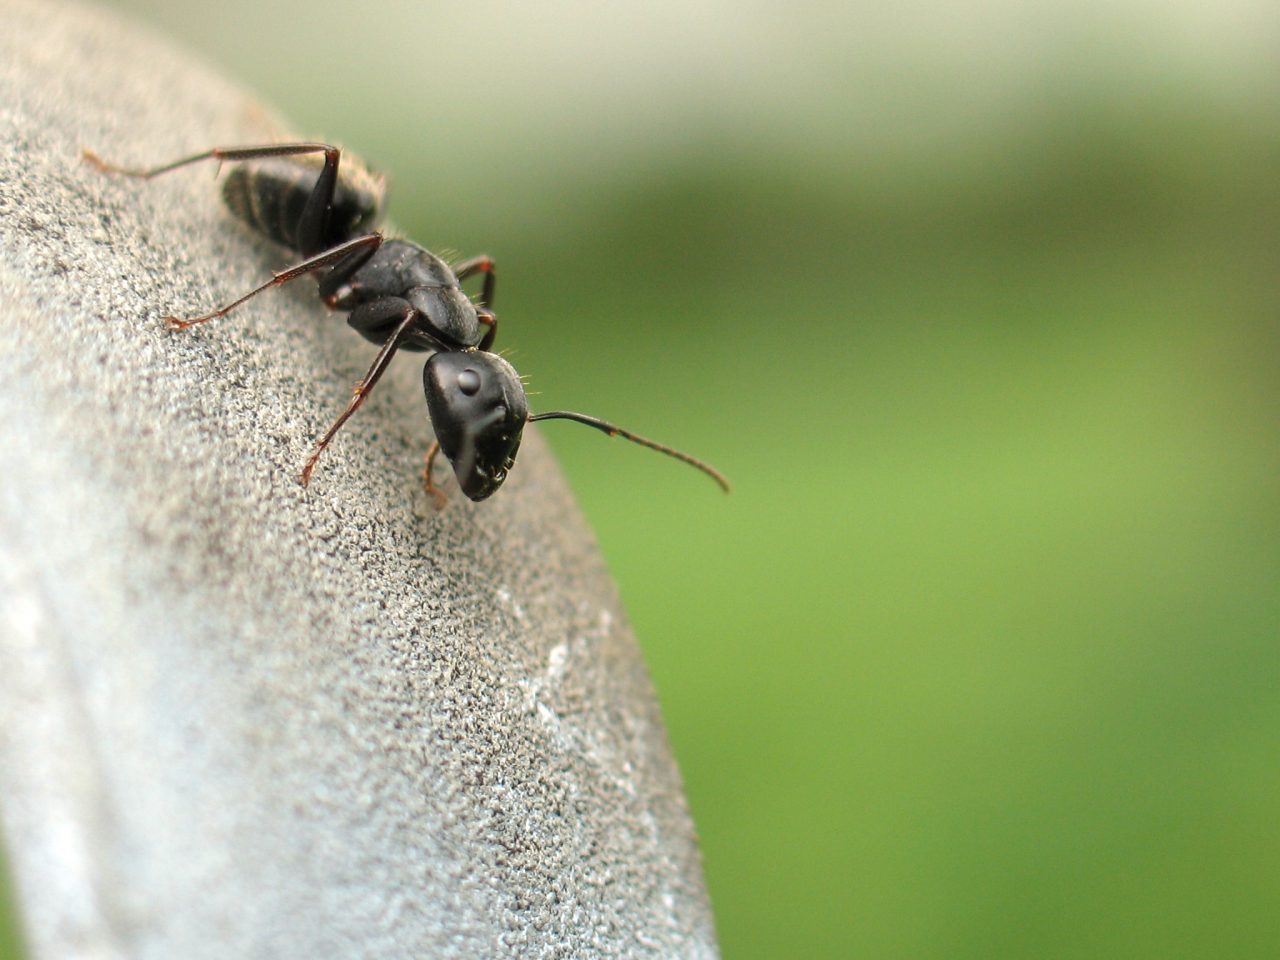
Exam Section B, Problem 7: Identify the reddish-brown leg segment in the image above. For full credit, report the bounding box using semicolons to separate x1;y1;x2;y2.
453;254;496;308
165;233;384;329
300;305;417;485
422;440;448;510
83;142;344;257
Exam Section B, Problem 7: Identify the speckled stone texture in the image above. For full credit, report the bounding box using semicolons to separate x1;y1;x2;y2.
0;1;718;957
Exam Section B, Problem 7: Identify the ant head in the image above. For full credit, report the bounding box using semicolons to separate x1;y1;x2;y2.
424;350;529;501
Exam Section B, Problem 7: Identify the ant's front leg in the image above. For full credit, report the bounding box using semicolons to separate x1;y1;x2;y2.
84;142;344;256
422;440;448;510
300;300;417;485
164;233;383;329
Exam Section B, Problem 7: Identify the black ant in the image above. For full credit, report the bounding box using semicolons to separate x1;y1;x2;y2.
83;142;730;506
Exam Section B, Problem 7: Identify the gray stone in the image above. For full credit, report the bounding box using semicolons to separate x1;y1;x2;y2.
0;1;717;956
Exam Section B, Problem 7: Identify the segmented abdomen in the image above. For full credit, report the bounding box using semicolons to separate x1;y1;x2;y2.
221;155;382;253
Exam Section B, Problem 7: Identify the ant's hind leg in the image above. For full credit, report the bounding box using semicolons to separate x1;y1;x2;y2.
165;233;382;330
83;142;340;179
84;142;344;256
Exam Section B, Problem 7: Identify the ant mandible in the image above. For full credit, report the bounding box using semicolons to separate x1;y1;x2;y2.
83;142;729;506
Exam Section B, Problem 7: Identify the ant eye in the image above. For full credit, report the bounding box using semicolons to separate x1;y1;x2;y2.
457;368;481;396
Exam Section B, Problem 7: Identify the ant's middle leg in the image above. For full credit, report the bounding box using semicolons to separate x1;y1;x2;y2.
475;310;497;352
454;255;497;349
165;233;383;330
454;255;496;309
84;142;344;256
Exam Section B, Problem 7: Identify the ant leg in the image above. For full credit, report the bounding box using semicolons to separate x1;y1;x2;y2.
84;142;343;256
423;440;448;510
300;305;418;486
83;141;338;179
343;294;422;343
166;233;382;330
454;256;497;348
453;255;496;308
317;234;386;304
476;309;497;352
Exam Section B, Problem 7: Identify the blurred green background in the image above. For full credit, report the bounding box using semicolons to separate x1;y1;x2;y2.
6;1;1279;957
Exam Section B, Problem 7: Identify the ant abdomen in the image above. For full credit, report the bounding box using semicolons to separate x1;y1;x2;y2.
222;155;383;255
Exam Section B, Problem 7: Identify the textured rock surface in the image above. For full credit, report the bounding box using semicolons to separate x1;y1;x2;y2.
0;1;717;957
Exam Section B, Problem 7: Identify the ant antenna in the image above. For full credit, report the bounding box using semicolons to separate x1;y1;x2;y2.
529;411;730;493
